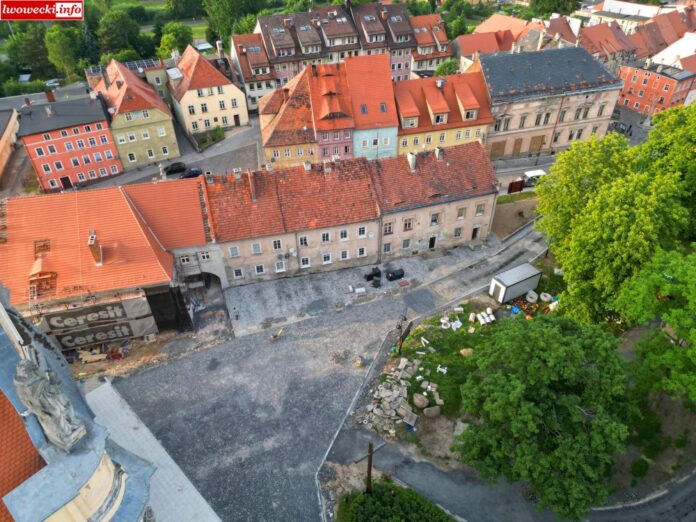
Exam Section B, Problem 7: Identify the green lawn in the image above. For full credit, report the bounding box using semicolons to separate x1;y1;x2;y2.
191;23;208;40
497;191;536;205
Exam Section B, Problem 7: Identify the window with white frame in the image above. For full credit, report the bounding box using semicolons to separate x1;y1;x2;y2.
192;121;199;130
35;147;45;156
99;135;107;144
219;100;226;110
275;260;286;272
299;236;308;247
229;246;239;257
430;213;439;225
110;165;118;174
141;130;150;140
340;229;348;240
99;167;107;176
322;253;332;264
47;145;56;154
158;127;166;137
71;158;80;167
179;255;190;264
321;232;330;243
204;119;211;129
383;222;393;235
454;227;462;238
301;257;310;268
233;268;243;278
48;179;58;188
118;135;126;144
475;204;485;216
88;137;96;147
358;247;366;257
358;226;366;238
89;170;97;179
255;264;265;275
77;172;86;182
251;243;263;255
402;239;410;249
54;161;64;171
457;207;466;220
128;153;136;162
94;152;103;162
162;146;169;155
128;133;136;142
273;239;282;251
147;149;155;159
340;250;349;260
65;142;74;152
383;243;391;253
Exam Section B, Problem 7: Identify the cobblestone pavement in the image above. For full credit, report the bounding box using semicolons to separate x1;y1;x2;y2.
114;228;546;522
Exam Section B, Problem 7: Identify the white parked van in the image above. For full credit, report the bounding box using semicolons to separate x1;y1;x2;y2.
522;169;547;188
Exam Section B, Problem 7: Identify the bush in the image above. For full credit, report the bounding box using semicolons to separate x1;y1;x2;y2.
630;458;649;478
337;479;453;522
2;79;47;96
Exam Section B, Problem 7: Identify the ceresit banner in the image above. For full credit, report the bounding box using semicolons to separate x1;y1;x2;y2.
54;316;157;350
40;298;152;334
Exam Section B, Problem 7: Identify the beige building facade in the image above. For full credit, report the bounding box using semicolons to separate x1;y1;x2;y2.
112;109;180;168
0;109;18;182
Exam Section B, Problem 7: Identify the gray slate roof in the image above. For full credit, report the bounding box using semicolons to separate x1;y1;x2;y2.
480;47;620;103
0;109;15;135
17;96;108;137
493;262;541;286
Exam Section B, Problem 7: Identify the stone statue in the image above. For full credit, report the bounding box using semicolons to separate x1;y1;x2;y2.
14;360;86;452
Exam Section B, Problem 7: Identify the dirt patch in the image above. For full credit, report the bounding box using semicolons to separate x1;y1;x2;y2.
416;415;459;464
492;198;538;239
322;461;384;510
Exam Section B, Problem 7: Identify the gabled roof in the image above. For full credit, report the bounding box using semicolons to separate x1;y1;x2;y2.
474;13;541;41
344;54;398;130
394;72;493;135
371;142;497;213
651;10;691;46
454;31;513;57
311;5;358;39
628;21;668;59
232;33;275;82
0;391;45;522
679;54;696;73
307;63;354;132
0;181;216;305
547;17;578;44
17;97;108;138
260;69;315;147
410;14;448;47
579;22;636;60
652;32;696;67
169;45;232;101
480;47;620;103
95;60;170;117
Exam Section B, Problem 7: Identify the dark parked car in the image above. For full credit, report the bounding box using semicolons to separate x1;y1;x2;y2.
164;162;186;176
181;167;203;179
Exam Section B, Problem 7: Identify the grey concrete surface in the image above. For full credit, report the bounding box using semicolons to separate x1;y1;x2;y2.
113;227;547;522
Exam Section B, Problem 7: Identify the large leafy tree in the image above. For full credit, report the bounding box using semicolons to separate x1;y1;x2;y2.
456;315;628;520
203;0;265;43
166;0;200;18
530;0;578;16
45;25;82;78
97;11;141;55
157;22;193;59
6;23;56;79
232;13;258;35
434;59;459;76
634;105;696;236
615;249;696;401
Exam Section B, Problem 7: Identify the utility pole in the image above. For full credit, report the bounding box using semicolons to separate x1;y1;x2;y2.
365;441;373;495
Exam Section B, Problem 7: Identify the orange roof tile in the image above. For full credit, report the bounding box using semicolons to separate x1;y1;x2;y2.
547;17;578;44
1;392;45;522
123;178;210;248
422;84;450;114
475;14;534;40
580;22;636;60
95;60;170;117
628;21;667;59
0;188;176;306
307;63;354;132
455;31;512;57
258;89;285;115
410;14;449;47
344;55;398;130
261;69;315;147
370;142;498;213
680;54;696;73
232;33;275;82
394;72;493;136
170;45;232;101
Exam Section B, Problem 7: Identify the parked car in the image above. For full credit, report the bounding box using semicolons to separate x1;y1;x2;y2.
164;162;186;176
181;167;203;179
522;169;547;188
45;78;61;88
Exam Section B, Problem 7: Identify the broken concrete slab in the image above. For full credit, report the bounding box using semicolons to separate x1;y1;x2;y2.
413;393;428;409
423;405;441;418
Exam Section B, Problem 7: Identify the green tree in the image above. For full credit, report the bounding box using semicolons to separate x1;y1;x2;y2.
530;0;578;16
434;59;459;76
6;24;55;79
203;0;265;43
97;11;141;54
166;0;199;18
45;25;82;79
157;22;193;59
634;105;696;236
456;315;628;520
233;13;258;35
99;48;141;65
616;249;696;401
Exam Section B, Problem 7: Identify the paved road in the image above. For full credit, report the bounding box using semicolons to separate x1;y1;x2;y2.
114;230;547;522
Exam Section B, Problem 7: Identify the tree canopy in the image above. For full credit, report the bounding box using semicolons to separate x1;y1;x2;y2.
434;59;459;76
203;0;265;43
97;11;141;54
45;25;82;79
530;0;578;16
456;315;628;520
157;22;193;59
6;23;56;79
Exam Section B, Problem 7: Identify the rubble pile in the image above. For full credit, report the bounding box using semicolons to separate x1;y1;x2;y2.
361;357;445;437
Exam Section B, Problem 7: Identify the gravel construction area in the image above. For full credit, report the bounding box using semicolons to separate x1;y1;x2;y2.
492;199;538;239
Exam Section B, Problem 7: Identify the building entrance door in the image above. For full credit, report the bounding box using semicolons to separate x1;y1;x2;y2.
428;236;436;249
472;225;480;240
60;176;73;190
234;114;241;126
512;138;523;156
529;135;545;154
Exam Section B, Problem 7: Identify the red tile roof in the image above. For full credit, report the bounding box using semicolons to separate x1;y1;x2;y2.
307;63;354;132
0;187;182;306
258;89;285;115
547;17;577;44
0;392;45;522
455;31;513;57
394;72;493;136
95;60;170;117
232;33;275;82
679;54;696;73
370;141;498;212
579;22;636;60
170;45;232;101
474;14;541;41
651;10;690;46
344;55;398;130
123;178;211;248
411;14;449;47
628;21;668;59
260;69;316;147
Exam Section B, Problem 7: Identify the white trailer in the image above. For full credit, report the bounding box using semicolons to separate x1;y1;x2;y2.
489;263;542;303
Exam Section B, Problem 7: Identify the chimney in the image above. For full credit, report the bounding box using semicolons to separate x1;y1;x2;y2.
23;97;30;107
407;152;416;172
171;49;181;62
282;87;290;102
216;40;224;57
246;170;257;202
537;29;545;51
311;63;317;76
380;9;388;20
303;161;312;171
44;105;53;117
87;230;103;266
240;46;247;55
283;18;292;29
435;77;445;89
435;147;444;160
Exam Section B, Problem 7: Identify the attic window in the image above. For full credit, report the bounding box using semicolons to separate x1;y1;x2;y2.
390;16;402;22
364;15;376;21
248;46;260;52
300;25;311;31
433;26;440;32
34;239;50;258
361;104;367;114
380;102;387;112
272;27;286;33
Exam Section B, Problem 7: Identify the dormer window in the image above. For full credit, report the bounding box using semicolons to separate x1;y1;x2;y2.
435;114;446;124
361;104;367;114
380;102;387;113
465;110;477;120
405;117;417;128
197;88;204;97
